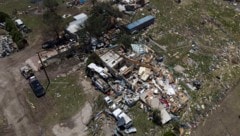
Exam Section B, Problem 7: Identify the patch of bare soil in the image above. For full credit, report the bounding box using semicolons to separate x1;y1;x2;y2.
52;102;92;136
191;81;240;136
51;74;96;136
0;44;42;136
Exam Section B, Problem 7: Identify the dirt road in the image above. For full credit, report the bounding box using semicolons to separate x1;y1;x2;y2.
0;45;41;136
191;82;240;136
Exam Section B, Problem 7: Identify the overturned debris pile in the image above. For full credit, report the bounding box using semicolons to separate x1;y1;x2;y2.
0;35;15;58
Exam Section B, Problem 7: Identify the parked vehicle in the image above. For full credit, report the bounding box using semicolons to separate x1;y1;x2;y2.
112;108;133;129
104;96;117;110
20;65;34;79
91;76;110;93
41;40;56;49
29;76;45;97
124;127;137;134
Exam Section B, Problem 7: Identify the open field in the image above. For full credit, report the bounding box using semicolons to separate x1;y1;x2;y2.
26;74;86;127
126;0;240;135
0;0;240;136
129;104;156;136
192;79;240;136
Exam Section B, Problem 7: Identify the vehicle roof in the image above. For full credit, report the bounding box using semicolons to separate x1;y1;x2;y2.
104;96;111;101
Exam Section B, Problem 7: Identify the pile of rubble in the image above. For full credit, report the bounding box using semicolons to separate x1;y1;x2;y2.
85;40;193;134
116;0;150;14
0;35;15;58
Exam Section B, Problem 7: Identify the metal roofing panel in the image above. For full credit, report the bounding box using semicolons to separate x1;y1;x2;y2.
73;13;88;21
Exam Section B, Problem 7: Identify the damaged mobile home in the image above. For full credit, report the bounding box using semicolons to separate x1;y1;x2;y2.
90;42;190;129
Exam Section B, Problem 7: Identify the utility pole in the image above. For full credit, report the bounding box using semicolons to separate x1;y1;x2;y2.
37;51;50;91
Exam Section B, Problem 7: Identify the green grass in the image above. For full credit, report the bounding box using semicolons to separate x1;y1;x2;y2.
0;0;31;14
27;74;86;127
189;53;212;74
157;33;185;47
20;15;44;30
129;104;158;136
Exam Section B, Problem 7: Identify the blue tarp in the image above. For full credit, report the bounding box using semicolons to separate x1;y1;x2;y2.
79;0;85;4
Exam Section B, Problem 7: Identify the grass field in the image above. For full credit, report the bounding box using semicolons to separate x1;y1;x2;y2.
129;104;156;136
0;0;82;44
131;0;240;135
26;74;86;128
128;103;176;136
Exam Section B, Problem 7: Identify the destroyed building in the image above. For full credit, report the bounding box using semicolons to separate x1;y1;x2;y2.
94;44;190;126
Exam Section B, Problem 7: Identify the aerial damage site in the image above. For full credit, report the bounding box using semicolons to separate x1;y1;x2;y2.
0;0;240;136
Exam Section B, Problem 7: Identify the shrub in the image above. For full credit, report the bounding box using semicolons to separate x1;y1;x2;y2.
0;11;10;23
3;14;27;50
86;53;102;66
163;131;176;136
16;39;28;50
152;109;162;125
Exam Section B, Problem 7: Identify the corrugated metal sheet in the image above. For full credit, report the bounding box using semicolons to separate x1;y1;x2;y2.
73;13;87;20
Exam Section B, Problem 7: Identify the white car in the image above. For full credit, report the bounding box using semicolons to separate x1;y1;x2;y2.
124;127;137;134
104;96;117;110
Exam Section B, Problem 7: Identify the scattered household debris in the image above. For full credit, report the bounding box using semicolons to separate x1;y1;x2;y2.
131;44;147;54
104;96;117;111
0;35;15;58
19;0;235;135
87;63;111;79
174;65;185;73
91;75;111;93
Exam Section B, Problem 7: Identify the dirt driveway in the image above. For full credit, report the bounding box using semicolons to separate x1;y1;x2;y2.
191;81;240;136
0;44;41;136
0;42;95;136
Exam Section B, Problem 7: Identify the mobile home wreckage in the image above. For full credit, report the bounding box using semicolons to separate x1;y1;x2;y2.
89;43;190;128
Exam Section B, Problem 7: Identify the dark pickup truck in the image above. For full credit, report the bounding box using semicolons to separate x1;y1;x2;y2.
29;76;45;97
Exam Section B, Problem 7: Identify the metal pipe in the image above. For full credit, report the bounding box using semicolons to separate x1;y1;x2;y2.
37;51;50;91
